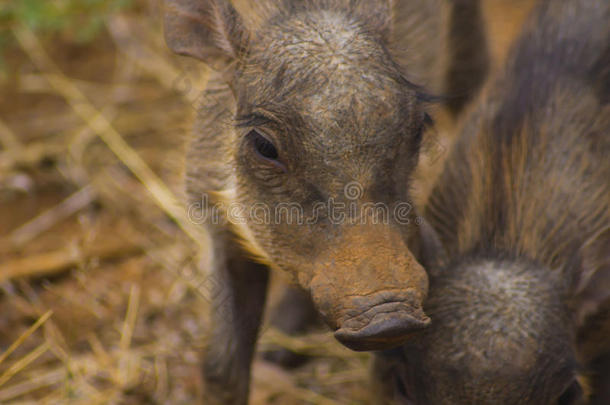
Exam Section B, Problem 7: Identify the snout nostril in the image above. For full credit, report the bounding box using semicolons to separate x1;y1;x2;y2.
334;311;430;351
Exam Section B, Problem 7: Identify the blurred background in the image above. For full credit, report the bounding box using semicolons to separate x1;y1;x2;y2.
0;0;532;403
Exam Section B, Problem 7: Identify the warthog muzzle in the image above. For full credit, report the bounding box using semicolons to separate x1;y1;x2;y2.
334;290;430;351
306;225;430;351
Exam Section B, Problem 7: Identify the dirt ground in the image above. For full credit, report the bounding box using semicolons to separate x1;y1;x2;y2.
0;1;532;404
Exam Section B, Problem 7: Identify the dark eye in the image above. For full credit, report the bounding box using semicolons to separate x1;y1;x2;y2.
248;129;278;160
557;380;583;405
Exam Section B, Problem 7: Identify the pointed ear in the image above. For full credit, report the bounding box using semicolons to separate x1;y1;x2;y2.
380;0;445;88
163;0;247;69
352;0;433;43
385;0;442;44
350;0;394;41
576;227;610;326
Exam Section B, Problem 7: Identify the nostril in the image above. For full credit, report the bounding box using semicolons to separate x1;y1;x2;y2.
339;298;430;334
334;311;430;351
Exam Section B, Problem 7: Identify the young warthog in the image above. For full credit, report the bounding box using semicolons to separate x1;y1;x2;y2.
373;0;610;404
162;0;462;403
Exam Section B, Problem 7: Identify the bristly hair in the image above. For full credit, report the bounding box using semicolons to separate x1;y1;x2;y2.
240;0;444;105
425;0;610;323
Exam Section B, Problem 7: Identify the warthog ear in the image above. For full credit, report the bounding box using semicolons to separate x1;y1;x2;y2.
163;0;247;68
349;0;394;41
576;226;610;326
352;0;440;44
383;0;445;89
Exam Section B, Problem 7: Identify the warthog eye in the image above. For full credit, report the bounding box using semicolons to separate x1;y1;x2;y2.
557;379;583;405
248;129;279;160
246;129;286;172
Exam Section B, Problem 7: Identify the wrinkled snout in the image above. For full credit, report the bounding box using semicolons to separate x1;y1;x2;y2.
305;226;430;351
333;290;430;351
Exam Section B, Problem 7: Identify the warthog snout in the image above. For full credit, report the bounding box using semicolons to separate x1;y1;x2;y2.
334;290;430;351
305;225;430;351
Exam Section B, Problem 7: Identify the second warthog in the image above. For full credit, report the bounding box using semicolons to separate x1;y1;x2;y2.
372;0;610;403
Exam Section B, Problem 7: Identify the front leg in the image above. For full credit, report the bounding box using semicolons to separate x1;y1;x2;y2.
202;233;269;405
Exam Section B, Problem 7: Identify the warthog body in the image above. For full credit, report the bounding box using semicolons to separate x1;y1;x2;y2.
163;0;488;403
373;0;610;403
